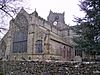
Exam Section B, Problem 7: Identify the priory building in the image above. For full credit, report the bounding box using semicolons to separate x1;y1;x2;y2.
0;8;75;61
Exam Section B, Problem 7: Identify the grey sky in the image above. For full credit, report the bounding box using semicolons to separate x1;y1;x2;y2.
24;0;85;26
0;0;85;38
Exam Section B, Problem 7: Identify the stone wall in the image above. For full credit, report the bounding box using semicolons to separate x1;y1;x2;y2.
0;61;3;73
1;61;100;75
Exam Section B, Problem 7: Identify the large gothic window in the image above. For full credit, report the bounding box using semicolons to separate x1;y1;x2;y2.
13;31;27;53
35;40;43;53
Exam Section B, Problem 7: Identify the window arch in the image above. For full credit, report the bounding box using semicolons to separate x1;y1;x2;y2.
13;31;27;53
16;14;28;31
35;40;43;53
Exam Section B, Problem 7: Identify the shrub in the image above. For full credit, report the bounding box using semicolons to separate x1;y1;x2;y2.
0;72;3;75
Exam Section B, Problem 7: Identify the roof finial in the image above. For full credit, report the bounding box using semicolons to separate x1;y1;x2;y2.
34;8;38;17
35;8;36;11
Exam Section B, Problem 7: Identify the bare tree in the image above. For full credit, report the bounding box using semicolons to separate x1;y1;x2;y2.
0;0;23;38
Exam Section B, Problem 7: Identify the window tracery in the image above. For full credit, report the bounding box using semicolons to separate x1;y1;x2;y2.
13;31;27;53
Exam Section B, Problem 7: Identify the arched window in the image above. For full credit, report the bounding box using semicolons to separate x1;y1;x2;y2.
13;31;27;53
35;40;43;53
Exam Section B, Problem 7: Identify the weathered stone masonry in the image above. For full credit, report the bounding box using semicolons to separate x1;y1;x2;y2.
0;8;75;61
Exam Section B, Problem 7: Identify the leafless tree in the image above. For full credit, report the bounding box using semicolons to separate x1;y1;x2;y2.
0;0;23;38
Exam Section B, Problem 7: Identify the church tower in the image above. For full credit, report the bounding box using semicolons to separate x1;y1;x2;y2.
47;10;67;31
47;10;65;24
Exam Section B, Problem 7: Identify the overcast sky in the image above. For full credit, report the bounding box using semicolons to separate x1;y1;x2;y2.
24;0;85;26
0;0;85;38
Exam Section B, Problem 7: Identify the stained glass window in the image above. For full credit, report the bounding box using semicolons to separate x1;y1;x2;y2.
13;31;27;53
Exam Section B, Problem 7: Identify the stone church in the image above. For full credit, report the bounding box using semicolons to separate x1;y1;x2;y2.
0;8;75;61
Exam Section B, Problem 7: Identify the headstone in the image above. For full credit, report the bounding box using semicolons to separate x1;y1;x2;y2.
74;56;82;62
